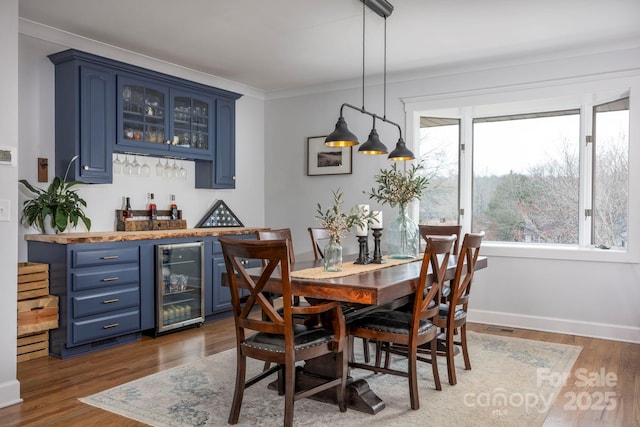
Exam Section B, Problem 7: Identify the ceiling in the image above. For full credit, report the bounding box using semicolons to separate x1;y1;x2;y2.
18;0;640;93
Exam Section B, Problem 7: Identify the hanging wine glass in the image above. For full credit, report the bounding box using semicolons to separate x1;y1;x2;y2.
123;154;133;175
131;155;141;176
172;159;180;179
163;159;173;179
141;157;151;177
179;160;187;181
113;154;122;175
155;157;164;177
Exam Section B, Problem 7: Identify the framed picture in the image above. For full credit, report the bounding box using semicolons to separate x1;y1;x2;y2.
306;136;352;176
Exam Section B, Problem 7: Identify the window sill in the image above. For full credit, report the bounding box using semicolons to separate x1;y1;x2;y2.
481;242;639;264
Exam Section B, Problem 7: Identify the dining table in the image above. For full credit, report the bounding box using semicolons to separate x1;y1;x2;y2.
237;252;488;414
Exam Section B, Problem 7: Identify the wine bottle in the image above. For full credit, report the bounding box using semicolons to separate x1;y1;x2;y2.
170;194;178;220
123;197;133;220
148;193;157;220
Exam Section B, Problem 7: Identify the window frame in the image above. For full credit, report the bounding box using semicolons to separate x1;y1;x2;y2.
403;72;640;263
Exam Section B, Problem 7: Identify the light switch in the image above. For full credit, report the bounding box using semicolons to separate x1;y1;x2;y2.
0;199;10;221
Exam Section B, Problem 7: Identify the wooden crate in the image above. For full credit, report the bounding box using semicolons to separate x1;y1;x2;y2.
115;209;187;231
17;295;59;337
18;262;49;300
17;331;49;363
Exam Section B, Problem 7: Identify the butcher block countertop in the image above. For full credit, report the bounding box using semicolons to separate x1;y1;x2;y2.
24;227;267;244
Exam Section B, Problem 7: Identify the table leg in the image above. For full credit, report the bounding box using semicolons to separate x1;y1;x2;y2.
292;349;386;414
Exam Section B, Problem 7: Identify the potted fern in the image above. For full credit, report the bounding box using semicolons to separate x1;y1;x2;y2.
19;155;91;234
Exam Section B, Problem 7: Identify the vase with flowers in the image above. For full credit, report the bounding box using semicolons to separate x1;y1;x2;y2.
366;162;428;259
315;189;372;272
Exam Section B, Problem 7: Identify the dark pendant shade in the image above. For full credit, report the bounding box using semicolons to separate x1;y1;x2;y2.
325;117;359;147
388;137;415;161
358;128;388;154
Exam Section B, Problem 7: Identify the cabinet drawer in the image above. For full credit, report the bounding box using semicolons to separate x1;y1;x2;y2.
72;310;140;345
72;286;139;318
72;265;139;292
72;247;139;268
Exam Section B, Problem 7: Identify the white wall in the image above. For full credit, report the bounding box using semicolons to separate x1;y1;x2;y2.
0;0;22;409
264;47;640;343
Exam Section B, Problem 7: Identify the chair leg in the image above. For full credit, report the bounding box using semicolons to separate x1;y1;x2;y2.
337;348;348;412
461;323;471;370
446;328;457;386
374;341;383;368
284;362;296;427
228;353;247;424
430;338;442;391
362;338;371;363
348;336;355;363
408;344;419;410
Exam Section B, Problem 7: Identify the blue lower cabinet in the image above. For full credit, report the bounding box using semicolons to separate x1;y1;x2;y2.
28;240;144;359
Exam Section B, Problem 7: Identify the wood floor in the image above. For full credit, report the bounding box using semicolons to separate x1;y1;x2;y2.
2;319;638;426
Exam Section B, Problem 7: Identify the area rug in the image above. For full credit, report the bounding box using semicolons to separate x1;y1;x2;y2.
80;332;581;427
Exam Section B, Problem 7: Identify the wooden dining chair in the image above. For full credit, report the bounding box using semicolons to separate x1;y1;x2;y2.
433;231;484;385
219;236;348;426
257;228;299;305
307;227;331;260
418;224;462;302
348;235;455;409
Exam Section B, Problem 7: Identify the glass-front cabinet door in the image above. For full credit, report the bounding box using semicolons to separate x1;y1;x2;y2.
117;75;214;160
118;76;169;151
156;241;205;334
169;90;213;158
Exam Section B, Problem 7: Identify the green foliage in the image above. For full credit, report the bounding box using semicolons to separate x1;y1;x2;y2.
19;156;91;233
365;162;429;208
315;189;373;243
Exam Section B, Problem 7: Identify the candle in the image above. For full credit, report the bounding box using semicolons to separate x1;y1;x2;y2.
356;204;370;236
371;211;383;228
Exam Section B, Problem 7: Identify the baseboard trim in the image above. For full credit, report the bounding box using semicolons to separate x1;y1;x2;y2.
0;379;22;409
468;309;640;344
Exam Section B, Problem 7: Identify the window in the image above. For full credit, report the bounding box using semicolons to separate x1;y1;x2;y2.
418;117;460;225
592;98;629;248
416;93;630;251
472;110;581;244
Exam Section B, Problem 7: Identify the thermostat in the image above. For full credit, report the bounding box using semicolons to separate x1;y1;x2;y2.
0;147;16;166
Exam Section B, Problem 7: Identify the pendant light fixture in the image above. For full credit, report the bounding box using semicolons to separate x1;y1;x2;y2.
325;0;415;161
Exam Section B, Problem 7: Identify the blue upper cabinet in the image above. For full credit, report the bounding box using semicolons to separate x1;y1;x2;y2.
195;97;237;189
48;49;241;187
49;53;115;183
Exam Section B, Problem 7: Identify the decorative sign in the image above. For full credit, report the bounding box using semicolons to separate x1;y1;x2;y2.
0;147;16;166
195;200;244;228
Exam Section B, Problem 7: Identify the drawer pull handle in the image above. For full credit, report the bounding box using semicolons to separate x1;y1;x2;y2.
102;298;119;304
102;277;119;282
102;323;119;329
101;255;119;260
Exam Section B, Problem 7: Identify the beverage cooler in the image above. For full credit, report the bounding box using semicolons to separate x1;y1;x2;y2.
155;241;205;334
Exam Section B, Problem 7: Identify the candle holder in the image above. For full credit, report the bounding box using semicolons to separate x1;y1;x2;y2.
371;228;385;264
354;235;371;264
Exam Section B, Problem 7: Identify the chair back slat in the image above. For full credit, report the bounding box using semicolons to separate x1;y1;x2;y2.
419;224;463;254
308;227;331;260
257;228;296;264
412;235;456;331
450;232;484;309
220;236;293;335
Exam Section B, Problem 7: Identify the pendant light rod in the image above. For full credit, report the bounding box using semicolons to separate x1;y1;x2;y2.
361;0;393;18
338;102;403;140
361;0;366;110
383;16;387;119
